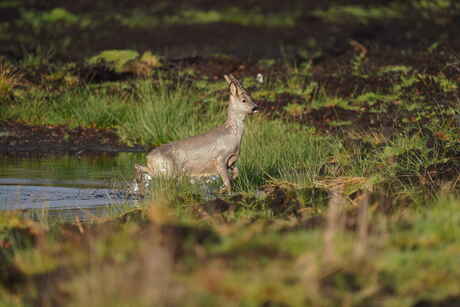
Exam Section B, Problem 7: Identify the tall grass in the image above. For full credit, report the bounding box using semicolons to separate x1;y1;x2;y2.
3;77;227;146
236;119;338;191
118;79;224;145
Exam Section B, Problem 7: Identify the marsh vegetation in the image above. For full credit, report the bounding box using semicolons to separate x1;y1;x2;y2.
1;0;460;306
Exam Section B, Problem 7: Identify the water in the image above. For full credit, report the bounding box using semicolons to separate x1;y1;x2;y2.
0;153;143;218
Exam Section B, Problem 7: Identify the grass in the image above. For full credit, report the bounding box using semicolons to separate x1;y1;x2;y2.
237;119;336;190
115;7;302;28
313;4;404;24
0;61;22;99
118;78;223;146
1;0;460;304
2;192;460;306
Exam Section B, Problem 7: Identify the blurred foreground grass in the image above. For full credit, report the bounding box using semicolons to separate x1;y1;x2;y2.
2;191;460;306
1;0;460;303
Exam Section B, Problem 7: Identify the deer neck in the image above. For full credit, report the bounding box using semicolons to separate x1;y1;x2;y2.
225;110;246;137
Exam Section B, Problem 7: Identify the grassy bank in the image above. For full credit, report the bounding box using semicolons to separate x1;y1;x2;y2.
1;0;460;305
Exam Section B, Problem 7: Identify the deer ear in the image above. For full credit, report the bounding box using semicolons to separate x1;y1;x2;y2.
229;82;238;97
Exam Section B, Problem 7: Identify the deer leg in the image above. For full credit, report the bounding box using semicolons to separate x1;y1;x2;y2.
227;154;239;180
231;166;239;179
147;154;176;177
216;157;232;193
134;164;153;176
133;164;153;196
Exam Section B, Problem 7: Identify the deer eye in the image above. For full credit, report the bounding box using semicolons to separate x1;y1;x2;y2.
242;99;246;103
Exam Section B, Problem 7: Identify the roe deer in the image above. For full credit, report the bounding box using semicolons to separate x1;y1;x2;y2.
134;74;258;193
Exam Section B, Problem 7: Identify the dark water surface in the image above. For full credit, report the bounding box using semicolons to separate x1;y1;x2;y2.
0;153;142;218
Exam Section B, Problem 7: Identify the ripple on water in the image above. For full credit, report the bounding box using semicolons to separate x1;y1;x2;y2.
0;185;125;210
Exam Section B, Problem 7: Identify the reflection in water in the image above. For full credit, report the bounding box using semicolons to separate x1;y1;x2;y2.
0;153;143;217
1;185;123;210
